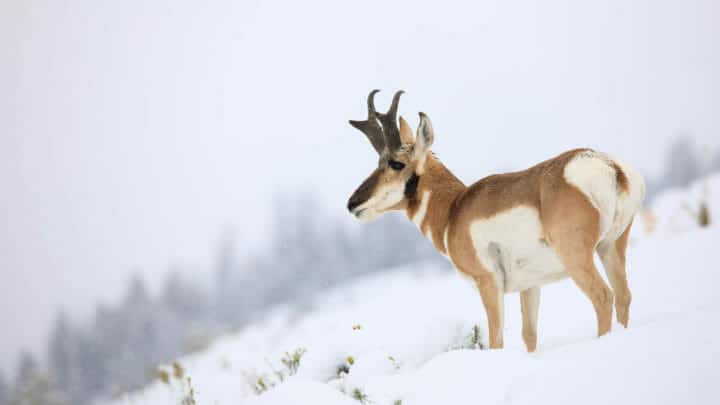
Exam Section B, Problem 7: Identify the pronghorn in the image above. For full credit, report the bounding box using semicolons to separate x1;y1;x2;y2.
346;90;645;352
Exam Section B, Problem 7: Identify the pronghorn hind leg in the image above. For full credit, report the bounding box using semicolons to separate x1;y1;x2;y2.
597;221;633;327
544;187;613;337
520;287;541;352
556;242;613;336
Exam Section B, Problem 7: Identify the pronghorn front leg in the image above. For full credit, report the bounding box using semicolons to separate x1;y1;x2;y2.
473;273;505;349
520;287;541;352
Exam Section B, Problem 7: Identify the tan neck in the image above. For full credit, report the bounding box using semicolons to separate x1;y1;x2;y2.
406;155;466;255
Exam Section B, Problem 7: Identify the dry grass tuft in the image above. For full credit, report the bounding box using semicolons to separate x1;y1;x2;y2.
156;369;170;385
173;362;185;379
243;347;308;395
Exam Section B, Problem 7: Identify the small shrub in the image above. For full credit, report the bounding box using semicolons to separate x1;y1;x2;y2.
387;356;401;370
157;369;170;385
281;348;307;375
243;347;307;395
180;377;196;405
699;202;711;227
448;324;486;351
173;362;185;379
255;376;274;394
681;178;712;228
468;325;484;349
351;387;370;404
337;363;350;377
241;371;278;395
156;361;186;386
335;355;355;378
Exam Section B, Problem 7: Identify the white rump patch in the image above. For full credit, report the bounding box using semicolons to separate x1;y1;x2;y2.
563;151;645;242
563;151;619;241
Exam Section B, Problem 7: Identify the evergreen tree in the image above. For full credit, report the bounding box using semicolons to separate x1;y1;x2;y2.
10;351;68;405
75;306;112;400
212;229;242;323
47;313;78;402
711;148;720;174
214;228;239;294
15;351;38;388
0;370;8;404
107;275;158;394
9;373;66;405
162;270;208;320
662;135;701;189
124;274;151;308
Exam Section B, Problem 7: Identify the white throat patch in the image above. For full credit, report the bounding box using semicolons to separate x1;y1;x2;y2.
412;190;431;229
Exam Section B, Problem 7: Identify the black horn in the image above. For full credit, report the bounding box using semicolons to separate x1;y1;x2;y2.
376;90;404;152
349;89;385;154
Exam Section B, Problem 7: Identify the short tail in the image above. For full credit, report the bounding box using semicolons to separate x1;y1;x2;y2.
608;158;645;240
611;161;630;194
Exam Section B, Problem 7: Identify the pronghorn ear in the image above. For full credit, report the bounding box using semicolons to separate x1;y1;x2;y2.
414;112;434;155
413;112;434;174
398;116;414;144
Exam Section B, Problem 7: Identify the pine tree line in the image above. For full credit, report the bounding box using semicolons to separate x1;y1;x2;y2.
3;192;443;405
645;134;720;200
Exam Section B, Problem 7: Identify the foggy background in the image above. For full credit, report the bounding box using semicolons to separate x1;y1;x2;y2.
1;0;718;403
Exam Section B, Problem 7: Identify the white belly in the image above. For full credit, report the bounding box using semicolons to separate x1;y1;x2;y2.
469;206;569;293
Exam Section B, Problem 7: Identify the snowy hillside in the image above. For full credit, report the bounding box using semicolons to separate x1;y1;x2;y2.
100;176;720;405
645;173;719;234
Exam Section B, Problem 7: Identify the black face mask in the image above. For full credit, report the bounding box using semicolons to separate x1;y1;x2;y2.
404;173;420;200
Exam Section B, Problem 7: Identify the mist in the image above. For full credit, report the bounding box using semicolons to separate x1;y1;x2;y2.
1;0;717;387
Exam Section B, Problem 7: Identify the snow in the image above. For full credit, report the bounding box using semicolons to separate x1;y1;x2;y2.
99;177;720;405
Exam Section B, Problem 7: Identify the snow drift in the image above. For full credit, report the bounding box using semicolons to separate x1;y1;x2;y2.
100;176;720;405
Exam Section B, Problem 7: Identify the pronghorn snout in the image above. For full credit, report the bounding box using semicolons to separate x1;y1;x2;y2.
347;188;370;218
347;196;364;213
347;168;381;216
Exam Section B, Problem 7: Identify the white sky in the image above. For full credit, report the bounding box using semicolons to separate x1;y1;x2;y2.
0;0;717;375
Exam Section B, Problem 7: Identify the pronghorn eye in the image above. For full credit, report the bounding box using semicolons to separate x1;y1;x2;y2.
389;160;405;171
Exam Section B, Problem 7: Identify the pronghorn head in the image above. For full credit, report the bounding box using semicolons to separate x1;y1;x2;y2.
347;90;435;222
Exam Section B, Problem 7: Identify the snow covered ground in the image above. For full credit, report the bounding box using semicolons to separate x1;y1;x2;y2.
100;176;720;405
